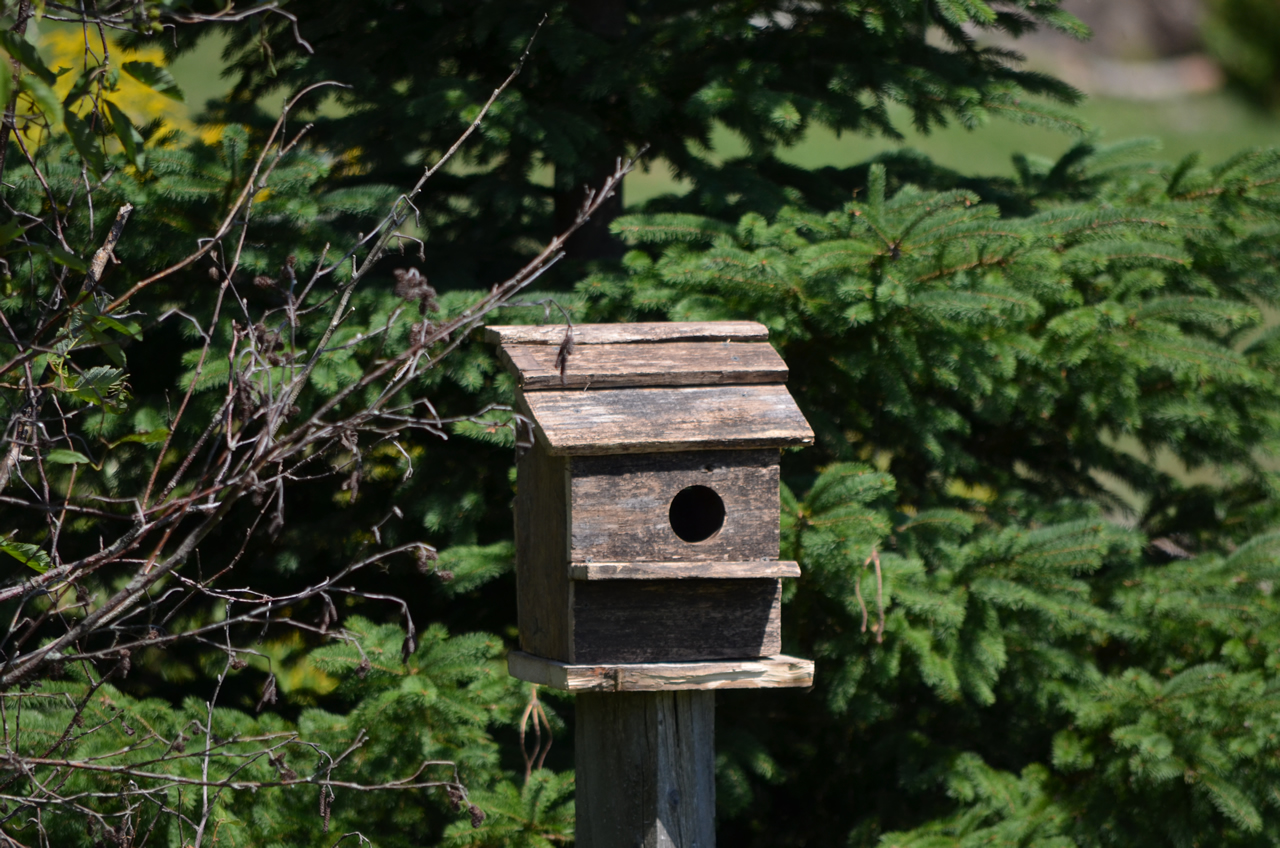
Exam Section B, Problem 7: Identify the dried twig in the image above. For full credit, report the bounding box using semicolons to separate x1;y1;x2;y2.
855;547;886;643
518;685;553;782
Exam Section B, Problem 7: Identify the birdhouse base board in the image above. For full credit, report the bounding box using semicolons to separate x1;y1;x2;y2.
507;651;814;692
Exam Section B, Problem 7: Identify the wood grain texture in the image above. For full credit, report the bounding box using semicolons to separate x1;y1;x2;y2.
576;691;716;848
508;651;815;691
500;341;787;390
523;385;814;455
572;579;781;664
486;321;768;345
514;444;573;661
569;561;800;580
570;450;780;562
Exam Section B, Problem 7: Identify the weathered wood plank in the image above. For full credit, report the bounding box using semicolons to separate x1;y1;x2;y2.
485;321;768;345
522;385;814;455
514;444;573;662
570;561;800;580
508;651;815;691
500;341;787;390
572;579;781;664
570;450;780;562
576;691;716;848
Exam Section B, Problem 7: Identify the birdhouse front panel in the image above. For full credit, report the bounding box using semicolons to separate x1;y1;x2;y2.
487;321;817;690
570;449;779;563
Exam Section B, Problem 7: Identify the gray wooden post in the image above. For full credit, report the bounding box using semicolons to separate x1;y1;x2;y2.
576;690;716;848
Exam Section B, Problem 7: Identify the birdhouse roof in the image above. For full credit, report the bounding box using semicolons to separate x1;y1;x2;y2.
485;321;814;455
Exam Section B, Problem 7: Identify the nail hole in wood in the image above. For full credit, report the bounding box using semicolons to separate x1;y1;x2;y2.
669;485;725;543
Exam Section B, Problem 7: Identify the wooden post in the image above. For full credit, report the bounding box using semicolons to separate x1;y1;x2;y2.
576;690;716;848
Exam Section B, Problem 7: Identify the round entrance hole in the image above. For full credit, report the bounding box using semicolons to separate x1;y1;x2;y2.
668;485;726;543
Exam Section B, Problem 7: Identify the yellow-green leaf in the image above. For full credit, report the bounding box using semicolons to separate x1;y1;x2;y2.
0;31;56;85
107;428;170;448
1;538;51;573
0;60;11;109
122;61;184;102
46;449;91;465
105;100;145;170
65;111;106;176
18;74;63;128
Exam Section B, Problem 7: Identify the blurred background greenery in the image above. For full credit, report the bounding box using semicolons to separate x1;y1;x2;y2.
29;0;1280;206
121;0;1280;205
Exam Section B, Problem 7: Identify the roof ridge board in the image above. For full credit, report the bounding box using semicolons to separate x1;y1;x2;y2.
499;340;788;390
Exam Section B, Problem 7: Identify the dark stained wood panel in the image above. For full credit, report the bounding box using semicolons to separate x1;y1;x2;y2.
514;445;573;662
500;341;787;390
523;385;814;455
485;321;768;345
571;578;782;664
508;651;815;691
570;561;800;580
570;450;780;562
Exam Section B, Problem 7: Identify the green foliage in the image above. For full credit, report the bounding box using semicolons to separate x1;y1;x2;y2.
441;770;574;847
0;619;555;847
874;531;1280;847
7;3;1280;847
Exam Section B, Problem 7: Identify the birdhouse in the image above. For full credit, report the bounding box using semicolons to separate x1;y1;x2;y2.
486;321;815;692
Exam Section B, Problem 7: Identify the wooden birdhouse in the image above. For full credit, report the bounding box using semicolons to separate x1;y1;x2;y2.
486;321;815;692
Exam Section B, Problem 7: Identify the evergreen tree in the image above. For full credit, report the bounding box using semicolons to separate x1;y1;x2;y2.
585;147;1280;845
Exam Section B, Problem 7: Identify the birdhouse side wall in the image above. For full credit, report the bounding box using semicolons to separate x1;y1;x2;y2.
570;450;780;562
514;443;573;661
